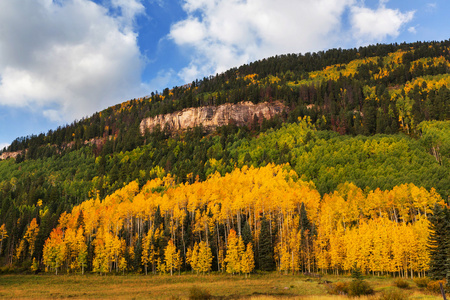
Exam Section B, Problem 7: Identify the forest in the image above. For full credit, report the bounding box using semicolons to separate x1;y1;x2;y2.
0;40;449;286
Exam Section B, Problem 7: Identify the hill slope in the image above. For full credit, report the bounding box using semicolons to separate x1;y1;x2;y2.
0;40;449;274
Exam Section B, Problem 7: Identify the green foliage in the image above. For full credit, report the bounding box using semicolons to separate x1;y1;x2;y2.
394;279;410;289
428;205;450;280
413;277;430;288
347;280;374;297
227;121;449;198
351;264;363;280
258;217;275;271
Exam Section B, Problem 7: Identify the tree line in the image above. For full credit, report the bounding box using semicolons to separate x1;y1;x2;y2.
2;164;444;279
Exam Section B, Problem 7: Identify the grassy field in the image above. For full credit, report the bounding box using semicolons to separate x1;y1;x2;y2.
0;273;443;300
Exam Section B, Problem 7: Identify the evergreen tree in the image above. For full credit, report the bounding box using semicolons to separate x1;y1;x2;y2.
242;220;253;246
299;202;311;233
428;204;449;280
258;216;275;271
351;262;363;280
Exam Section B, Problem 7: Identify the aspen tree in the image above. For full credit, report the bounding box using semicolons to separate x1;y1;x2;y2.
24;218;39;258
164;239;180;276
241;242;255;277
0;224;7;256
198;241;213;274
225;229;241;274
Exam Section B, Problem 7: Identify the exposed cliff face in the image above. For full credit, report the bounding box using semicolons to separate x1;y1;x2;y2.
140;101;286;134
0;150;23;160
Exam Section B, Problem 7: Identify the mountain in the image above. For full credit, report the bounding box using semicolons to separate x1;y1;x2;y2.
0;40;449;276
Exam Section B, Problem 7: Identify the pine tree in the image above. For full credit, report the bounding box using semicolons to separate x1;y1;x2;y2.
259;217;275;271
242;221;253;246
428;204;449;280
351;262;363;280
444;207;450;291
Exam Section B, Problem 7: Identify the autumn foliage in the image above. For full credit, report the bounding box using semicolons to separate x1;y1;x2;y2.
38;164;443;276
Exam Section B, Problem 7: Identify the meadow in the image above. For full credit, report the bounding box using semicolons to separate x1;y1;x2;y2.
0;273;443;300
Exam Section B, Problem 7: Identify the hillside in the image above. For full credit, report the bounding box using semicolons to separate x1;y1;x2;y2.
0;40;449;276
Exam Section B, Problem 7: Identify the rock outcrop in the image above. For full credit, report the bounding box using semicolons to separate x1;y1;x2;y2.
140;101;286;134
0;150;23;160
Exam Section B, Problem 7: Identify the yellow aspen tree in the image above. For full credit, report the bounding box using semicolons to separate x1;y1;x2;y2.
93;233;108;275
358;221;372;274
31;257;38;272
279;243;290;275
329;226;345;274
43;227;66;275
289;227;301;275
24;218;39;256
119;256;127;275
224;229;241;275
141;231;151;275
378;218;393;275
185;245;194;273
187;242;200;274
198;241;213;274
63;228;79;272
218;248;225;273
240;242;255;278
164;239;180;276
156;257;166;275
76;227;88;274
16;218;40;261
15;239;26;262
0;224;7;255
343;227;358;272
413;216;431;276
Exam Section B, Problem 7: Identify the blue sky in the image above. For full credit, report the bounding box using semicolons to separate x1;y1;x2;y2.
0;0;449;150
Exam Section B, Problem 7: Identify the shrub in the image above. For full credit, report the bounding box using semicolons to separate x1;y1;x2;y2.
426;280;447;294
394;279;410;289
378;289;409;300
188;286;211;300
328;281;349;295
413;277;430;288
348;280;374;297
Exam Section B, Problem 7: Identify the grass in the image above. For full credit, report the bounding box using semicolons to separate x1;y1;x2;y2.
0;273;444;300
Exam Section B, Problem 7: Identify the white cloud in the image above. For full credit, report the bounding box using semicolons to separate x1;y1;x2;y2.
0;143;9;151
170;0;355;82
0;0;146;122
408;26;417;34
169;0;415;83
110;0;145;30
350;2;414;43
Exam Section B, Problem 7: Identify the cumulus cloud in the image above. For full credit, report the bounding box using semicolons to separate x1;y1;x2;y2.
0;143;9;151
0;0;146;122
169;0;415;83
350;1;414;43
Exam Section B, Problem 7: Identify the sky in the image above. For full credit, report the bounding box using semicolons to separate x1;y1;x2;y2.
0;0;449;150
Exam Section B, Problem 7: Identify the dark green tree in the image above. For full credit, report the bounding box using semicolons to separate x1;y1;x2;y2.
428;204;449;280
242;220;253;246
258;216;274;271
